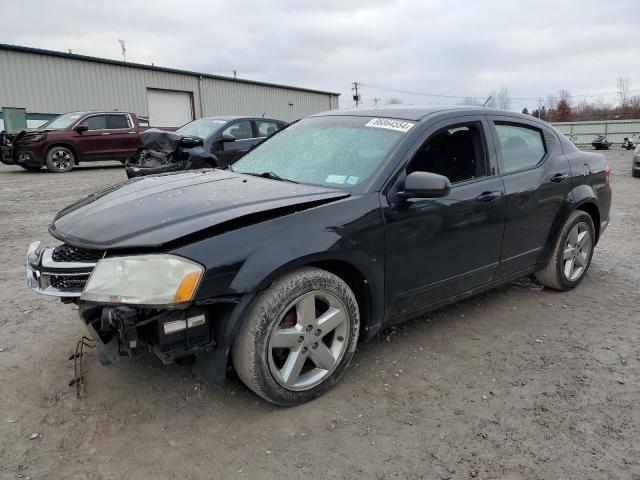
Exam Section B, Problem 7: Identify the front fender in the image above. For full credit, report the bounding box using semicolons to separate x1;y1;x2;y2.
173;194;384;300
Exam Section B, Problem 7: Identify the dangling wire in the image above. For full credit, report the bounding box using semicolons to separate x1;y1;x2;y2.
69;336;96;398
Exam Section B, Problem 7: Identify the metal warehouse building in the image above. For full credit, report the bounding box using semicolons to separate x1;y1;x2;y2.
0;44;340;129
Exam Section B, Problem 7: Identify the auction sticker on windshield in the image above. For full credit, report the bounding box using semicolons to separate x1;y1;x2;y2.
365;118;415;133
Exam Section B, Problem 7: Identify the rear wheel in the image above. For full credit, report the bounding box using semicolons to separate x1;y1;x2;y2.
45;146;74;173
535;211;595;290
232;267;360;405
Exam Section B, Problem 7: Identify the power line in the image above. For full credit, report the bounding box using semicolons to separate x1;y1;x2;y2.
357;82;640;103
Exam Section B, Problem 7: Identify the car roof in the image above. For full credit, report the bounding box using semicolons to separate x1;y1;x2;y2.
312;106;540;123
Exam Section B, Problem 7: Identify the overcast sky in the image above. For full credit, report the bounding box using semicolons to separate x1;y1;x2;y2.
3;0;639;111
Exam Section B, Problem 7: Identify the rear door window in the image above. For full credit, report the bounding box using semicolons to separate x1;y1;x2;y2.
223;121;253;140
494;123;546;174
79;115;107;130
255;120;279;137
107;114;131;129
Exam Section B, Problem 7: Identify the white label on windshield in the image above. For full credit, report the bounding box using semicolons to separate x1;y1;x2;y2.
326;174;346;184
365;118;415;132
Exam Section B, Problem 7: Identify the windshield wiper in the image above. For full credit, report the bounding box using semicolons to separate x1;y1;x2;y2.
243;171;298;183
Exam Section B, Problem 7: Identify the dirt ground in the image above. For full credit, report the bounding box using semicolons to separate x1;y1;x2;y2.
0;149;638;480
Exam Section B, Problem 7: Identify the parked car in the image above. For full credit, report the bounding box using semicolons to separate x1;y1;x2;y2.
124;116;287;178
633;143;640;177
621;137;636;150
591;135;611;150
0;111;171;173
26;107;611;405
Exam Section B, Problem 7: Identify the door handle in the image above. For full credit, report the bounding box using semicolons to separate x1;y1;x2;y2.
550;173;569;183
101;132;111;136
475;191;502;202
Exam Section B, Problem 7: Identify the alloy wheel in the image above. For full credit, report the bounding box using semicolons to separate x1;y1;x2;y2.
562;222;592;282
268;290;350;391
51;150;72;170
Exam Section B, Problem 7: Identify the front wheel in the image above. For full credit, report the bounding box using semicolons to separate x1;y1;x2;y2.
45;146;74;173
535;211;596;290
232;267;360;405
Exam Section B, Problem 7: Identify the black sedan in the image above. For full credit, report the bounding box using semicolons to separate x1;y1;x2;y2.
27;107;611;405
591;135;611;150
124;116;287;177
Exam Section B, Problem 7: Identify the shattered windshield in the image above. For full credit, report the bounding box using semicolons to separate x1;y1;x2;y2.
233;116;414;189
176;118;227;139
41;112;84;130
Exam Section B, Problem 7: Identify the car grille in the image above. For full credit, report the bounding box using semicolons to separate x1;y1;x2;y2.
52;244;105;263
49;275;89;290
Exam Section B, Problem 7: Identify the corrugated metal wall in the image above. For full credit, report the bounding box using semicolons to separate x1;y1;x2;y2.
0;48;339;124
552;119;640;145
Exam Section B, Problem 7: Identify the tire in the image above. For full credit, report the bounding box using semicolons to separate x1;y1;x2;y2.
45;146;74;173
535;211;596;291
19;165;42;171
232;267;360;406
633;169;640;178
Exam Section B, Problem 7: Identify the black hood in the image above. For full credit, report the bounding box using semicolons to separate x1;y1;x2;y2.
50;169;349;250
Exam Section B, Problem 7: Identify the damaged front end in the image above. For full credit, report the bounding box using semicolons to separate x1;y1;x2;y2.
1;130;20;165
27;241;222;369
79;303;215;367
124;129;208;178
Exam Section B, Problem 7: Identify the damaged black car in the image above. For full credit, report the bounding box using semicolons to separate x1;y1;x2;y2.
125;116;286;177
27;107;611;405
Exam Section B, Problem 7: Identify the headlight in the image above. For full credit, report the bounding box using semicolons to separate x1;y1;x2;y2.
19;133;47;144
81;254;204;307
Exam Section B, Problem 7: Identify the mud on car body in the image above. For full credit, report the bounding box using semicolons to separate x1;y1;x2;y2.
28;107;612;405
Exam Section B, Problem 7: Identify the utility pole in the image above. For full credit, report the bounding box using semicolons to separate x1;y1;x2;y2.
373;97;380;108
352;82;360;108
537;98;542;118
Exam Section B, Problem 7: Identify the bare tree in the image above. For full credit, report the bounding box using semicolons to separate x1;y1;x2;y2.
496;86;511;110
546;94;558;111
460;96;483;106
557;89;572;105
617;77;630;107
387;97;403;105
629;95;640;118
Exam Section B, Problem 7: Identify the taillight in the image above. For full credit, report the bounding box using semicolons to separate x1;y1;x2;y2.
604;161;611;184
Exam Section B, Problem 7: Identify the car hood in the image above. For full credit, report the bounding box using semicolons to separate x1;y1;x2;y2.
50;169;349;250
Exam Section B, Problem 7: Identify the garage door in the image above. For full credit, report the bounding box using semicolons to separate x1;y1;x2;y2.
146;89;194;127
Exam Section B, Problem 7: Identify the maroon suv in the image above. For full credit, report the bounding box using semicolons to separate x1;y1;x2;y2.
1;111;166;173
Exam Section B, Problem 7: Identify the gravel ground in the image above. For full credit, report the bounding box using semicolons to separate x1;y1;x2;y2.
0;149;638;480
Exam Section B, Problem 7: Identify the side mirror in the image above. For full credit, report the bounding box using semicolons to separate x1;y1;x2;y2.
74;124;89;133
220;134;236;143
397;171;451;199
179;136;203;148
